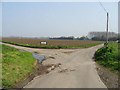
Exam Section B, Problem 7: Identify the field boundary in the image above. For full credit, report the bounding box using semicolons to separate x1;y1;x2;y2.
1;41;102;49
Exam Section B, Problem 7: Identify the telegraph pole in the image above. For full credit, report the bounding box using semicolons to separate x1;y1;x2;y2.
98;0;109;47
106;12;109;47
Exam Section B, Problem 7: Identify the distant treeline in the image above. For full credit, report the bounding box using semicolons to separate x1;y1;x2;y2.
49;36;74;40
49;36;91;40
88;32;119;41
3;32;119;41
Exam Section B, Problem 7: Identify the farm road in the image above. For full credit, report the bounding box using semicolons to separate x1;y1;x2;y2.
2;43;107;88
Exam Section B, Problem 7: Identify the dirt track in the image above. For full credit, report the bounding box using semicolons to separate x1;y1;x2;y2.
3;43;107;88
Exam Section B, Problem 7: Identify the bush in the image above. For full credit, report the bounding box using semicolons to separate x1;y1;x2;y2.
94;42;119;72
94;46;113;61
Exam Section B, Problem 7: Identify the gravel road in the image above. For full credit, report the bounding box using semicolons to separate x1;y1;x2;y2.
2;43;107;88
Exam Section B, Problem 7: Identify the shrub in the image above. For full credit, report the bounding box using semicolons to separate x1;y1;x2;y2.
94;42;119;72
94;46;113;61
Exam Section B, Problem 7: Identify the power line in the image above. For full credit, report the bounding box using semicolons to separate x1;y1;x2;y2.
98;0;108;13
98;0;109;46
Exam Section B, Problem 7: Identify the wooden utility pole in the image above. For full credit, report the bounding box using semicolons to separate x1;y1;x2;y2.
98;1;109;46
106;12;109;46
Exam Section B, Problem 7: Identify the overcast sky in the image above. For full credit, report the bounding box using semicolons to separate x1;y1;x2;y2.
1;1;118;37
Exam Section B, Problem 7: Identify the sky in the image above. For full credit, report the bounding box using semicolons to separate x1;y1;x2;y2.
1;1;118;37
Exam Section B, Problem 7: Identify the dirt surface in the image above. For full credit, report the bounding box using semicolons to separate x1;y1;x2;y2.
2;43;107;88
96;63;118;88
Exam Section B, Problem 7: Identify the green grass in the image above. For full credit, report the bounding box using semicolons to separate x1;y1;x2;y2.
2;41;102;49
94;42;119;72
0;44;2;88
2;44;35;88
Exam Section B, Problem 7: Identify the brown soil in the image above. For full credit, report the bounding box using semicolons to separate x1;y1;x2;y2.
96;63;118;88
2;37;101;47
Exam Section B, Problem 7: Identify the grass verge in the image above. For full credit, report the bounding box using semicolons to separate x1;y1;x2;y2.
0;44;2;88
2;44;35;88
2;41;102;49
94;42;119;72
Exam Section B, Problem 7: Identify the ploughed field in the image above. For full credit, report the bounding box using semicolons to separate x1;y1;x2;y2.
2;37;102;48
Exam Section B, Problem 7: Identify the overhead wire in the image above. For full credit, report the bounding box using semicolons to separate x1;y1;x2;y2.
98;0;108;13
98;0;110;43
